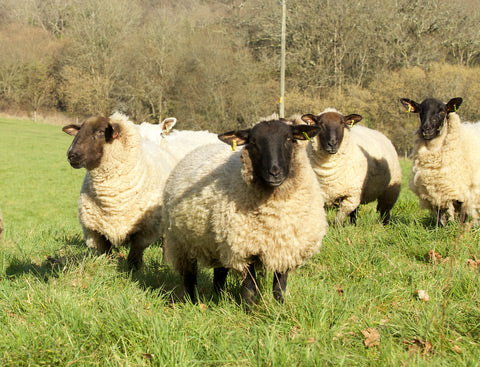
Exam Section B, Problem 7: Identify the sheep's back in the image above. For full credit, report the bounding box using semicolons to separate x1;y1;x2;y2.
163;144;326;274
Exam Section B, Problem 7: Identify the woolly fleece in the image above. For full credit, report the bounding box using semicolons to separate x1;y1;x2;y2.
163;139;327;275
410;112;480;220
78;113;220;253
307;111;402;224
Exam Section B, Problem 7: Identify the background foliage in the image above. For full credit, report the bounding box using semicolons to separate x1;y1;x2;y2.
1;0;480;152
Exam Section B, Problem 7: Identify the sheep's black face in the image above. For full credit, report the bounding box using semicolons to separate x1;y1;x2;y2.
400;97;463;140
246;120;295;187
62;116;116;170
218;120;320;188
301;112;362;154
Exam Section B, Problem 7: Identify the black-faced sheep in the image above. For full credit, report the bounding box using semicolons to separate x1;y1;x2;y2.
162;117;327;307
301;109;402;225
62;112;219;269
400;97;480;224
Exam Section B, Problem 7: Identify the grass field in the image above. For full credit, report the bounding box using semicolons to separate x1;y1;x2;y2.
0;117;479;366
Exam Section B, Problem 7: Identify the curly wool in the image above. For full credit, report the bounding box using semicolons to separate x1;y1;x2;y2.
78;113;221;250
410;112;480;219
307;111;401;223
163;141;327;275
78;113;165;248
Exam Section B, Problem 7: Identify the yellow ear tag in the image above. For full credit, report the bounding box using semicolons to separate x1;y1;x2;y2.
407;105;412;113
302;131;311;141
232;139;237;151
349;120;355;128
454;104;457;112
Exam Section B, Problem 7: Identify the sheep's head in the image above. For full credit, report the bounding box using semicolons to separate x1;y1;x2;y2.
218;119;320;187
301;111;362;154
62;116;120;170
400;97;463;140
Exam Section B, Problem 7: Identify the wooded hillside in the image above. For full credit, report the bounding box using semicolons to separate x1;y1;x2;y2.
1;0;480;152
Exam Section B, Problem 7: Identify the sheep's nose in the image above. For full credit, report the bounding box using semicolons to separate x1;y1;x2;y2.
269;165;281;178
328;139;337;148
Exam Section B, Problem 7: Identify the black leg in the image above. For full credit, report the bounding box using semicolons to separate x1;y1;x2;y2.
127;233;149;270
98;234;113;255
213;267;229;294
272;271;288;303
183;259;198;303
241;263;257;309
349;207;358;225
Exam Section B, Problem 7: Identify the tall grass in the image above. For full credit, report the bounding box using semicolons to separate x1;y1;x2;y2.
0;117;479;366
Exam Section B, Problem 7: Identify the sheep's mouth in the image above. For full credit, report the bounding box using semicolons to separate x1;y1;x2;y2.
67;158;85;169
421;132;436;140
325;148;338;154
263;177;285;187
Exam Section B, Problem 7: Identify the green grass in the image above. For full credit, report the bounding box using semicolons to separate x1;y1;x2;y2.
1;117;479;366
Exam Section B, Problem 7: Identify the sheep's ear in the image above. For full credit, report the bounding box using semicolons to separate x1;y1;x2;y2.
343;114;362;127
62;124;80;136
400;98;420;113
161;117;177;133
218;129;250;148
105;122;121;143
301;114;317;126
446;98;463;113
292;124;321;141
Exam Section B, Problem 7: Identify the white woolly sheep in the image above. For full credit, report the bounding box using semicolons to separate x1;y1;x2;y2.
301;109;402;225
162;116;327;307
400;97;480;224
136;117;177;145
62;112;220;269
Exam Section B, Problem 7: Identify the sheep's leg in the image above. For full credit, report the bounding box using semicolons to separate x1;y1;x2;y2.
377;183;401;225
84;228;112;255
336;197;360;226
241;263;258;308
183;258;198;303
127;233;150;270
213;267;229;294
348;208;359;226
272;271;288;303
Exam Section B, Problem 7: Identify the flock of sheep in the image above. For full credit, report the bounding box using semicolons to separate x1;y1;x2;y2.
3;96;478;309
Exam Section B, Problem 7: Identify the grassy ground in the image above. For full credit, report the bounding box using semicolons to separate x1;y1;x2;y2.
0;117;479;366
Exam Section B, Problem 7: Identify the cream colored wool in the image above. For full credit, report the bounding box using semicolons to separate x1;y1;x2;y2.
410;112;480;220
307;113;402;224
78;113;165;250
78;112;220;252
163;140;327;276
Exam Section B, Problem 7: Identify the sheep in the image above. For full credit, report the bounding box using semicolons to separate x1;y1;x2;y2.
400;97;480;224
301;109;402;225
162;116;327;307
136;117;177;144
62;112;220;269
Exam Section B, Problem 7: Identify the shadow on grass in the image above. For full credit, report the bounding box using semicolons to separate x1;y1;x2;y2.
5;234;90;282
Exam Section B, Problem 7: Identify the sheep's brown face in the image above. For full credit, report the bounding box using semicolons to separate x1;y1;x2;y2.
400;97;463;140
62;116;116;170
218;120;320;187
301;112;362;154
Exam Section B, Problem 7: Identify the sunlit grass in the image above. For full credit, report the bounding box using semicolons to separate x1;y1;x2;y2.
0;117;479;366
